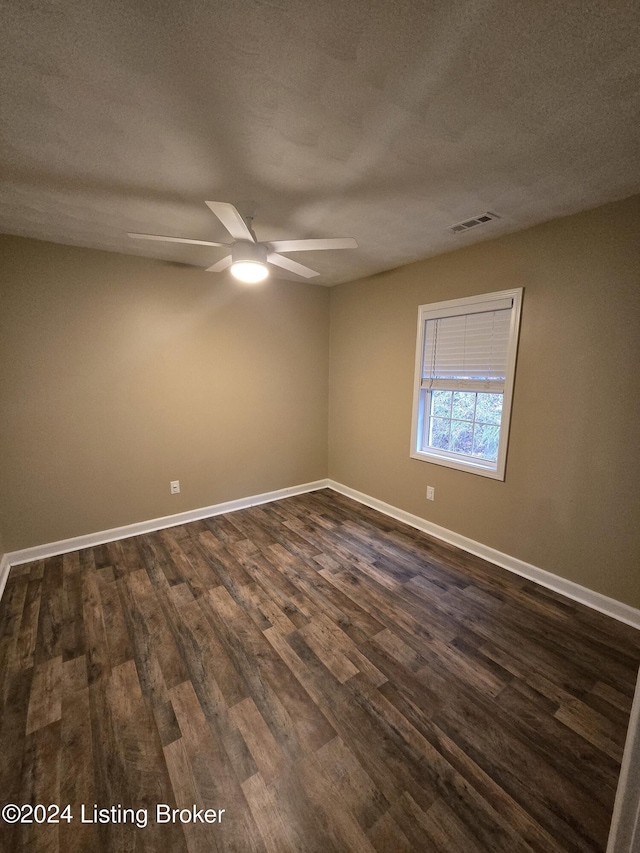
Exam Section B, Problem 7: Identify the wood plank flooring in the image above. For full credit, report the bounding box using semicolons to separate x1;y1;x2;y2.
0;489;638;852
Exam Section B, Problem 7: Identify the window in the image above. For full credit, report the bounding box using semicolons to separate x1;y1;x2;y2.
410;288;522;480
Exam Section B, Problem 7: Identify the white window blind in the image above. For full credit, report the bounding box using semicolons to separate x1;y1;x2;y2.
421;297;513;393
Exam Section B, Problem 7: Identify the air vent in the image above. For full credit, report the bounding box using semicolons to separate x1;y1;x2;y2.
450;212;500;234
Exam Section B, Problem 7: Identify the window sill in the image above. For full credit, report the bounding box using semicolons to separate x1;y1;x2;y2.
410;448;506;480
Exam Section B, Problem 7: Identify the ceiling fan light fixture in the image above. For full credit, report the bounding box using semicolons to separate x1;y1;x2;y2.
128;202;357;281
229;239;269;282
230;260;269;283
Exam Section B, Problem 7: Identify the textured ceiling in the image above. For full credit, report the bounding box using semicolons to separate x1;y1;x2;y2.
1;0;639;285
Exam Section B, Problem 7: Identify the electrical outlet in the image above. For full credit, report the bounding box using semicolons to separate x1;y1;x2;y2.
426;486;435;501
170;480;180;495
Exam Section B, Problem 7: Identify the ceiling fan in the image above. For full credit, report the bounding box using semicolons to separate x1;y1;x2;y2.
128;201;358;283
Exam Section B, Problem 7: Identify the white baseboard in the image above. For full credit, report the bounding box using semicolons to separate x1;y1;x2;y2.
2;476;638;632
327;480;640;631
0;554;10;605
3;479;330;571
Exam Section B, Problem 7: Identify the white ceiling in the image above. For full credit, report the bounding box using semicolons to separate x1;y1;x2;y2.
1;0;639;285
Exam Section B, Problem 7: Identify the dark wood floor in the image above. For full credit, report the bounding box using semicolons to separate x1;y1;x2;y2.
0;490;638;852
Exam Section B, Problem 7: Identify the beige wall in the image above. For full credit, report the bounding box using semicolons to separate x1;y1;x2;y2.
2;197;639;609
0;236;329;551
329;195;640;608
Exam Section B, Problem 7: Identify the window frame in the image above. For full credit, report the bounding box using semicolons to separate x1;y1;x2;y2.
410;288;523;480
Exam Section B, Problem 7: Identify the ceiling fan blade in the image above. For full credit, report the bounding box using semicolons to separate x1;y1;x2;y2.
205;201;255;242
267;253;319;278
128;232;228;248
205;255;233;272
268;237;357;253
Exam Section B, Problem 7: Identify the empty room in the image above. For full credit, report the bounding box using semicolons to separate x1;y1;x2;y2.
1;1;640;852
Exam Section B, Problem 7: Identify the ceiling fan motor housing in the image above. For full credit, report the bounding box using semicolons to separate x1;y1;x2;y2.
232;240;267;265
